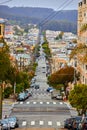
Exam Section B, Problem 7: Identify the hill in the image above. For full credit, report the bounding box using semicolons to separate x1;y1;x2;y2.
0;6;77;33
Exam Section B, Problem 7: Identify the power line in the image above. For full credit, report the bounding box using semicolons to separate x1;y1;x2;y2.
38;0;70;26
40;0;74;27
38;0;74;27
0;0;13;5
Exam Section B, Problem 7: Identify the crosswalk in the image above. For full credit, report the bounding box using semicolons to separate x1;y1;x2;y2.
20;120;62;128
16;101;64;105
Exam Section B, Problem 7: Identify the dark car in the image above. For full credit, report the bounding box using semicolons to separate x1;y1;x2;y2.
8;116;19;129
35;84;40;89
64;116;82;129
64;117;74;129
82;122;87;129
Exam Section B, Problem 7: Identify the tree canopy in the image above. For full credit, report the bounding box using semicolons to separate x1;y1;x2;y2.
69;84;87;115
0;47;11;81
48;66;74;89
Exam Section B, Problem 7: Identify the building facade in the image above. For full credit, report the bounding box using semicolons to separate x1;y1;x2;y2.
0;18;5;39
78;0;87;84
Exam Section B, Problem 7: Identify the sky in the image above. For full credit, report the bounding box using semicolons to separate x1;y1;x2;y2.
0;0;79;10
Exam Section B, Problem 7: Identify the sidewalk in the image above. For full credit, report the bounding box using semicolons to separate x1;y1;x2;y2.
2;98;16;119
64;100;78;116
3;98;15;105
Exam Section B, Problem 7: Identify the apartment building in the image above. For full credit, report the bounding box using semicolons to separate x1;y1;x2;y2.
78;0;87;84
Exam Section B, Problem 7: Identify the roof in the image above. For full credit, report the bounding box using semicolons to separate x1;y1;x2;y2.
0;18;5;24
15;128;56;130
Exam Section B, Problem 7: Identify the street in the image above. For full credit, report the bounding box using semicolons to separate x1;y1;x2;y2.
9;40;77;129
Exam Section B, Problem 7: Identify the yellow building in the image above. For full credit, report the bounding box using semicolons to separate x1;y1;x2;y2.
78;0;87;84
0;18;5;39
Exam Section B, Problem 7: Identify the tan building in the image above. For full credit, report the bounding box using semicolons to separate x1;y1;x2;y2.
52;56;67;73
77;0;87;84
0;18;5;39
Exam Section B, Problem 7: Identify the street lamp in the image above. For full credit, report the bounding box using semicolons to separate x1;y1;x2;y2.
0;80;2;119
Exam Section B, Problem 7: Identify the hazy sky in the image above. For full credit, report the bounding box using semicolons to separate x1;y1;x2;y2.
0;0;79;10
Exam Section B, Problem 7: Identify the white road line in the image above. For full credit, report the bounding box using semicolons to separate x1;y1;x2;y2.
33;102;37;104
22;121;27;126
26;102;30;104
39;121;44;125
31;121;35;125
20;102;23;104
48;121;52;125
53;102;56;105
46;102;50;104
57;122;61;126
40;102;43;104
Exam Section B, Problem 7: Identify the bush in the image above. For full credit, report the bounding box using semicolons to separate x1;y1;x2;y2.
4;87;13;98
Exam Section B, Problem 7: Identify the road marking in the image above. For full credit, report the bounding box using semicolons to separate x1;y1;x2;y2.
33;102;37;104
39;121;44;125
22;121;27;126
53;102;56;105
48;121;52;125
57;122;61;126
46;102;50;104
20;102;23;104
26;102;30;104
59;102;63;105
31;121;35;125
40;102;43;104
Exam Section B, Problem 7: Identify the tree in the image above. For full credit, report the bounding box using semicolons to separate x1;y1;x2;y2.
69;84;87;115
0;48;10;81
80;24;87;32
5;66;18;87
48;66;74;90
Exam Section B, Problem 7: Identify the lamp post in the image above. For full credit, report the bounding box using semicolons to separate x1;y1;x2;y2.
0;81;2;119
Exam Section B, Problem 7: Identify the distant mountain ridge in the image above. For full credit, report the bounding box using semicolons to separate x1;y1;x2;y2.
0;5;77;33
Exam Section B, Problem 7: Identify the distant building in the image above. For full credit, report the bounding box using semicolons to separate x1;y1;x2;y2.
5;25;14;38
0;18;5;39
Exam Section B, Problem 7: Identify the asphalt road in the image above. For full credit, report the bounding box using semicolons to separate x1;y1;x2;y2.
10;42;77;129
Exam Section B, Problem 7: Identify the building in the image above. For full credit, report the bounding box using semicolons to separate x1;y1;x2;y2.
0;18;5;39
78;0;87;84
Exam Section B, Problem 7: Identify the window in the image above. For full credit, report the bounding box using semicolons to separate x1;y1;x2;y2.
83;0;86;4
0;25;1;35
86;65;87;70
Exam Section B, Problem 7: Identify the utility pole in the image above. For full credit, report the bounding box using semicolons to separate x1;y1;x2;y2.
0;81;2;119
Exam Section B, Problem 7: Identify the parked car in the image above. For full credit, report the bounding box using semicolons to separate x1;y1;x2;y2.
25;89;33;97
82;121;87;129
0;117;19;130
30;83;35;88
31;78;36;83
17;92;26;101
56;94;63;100
35;84;40;89
52;94;63;100
8;116;19;129
0;119;10;130
64;116;82;129
46;87;54;92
